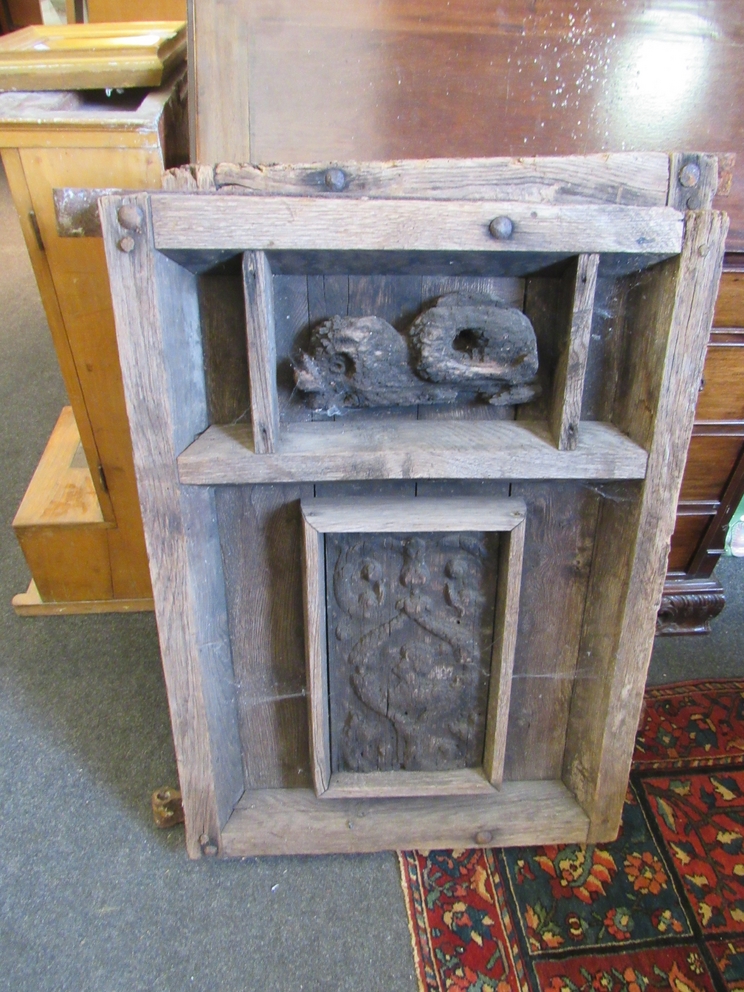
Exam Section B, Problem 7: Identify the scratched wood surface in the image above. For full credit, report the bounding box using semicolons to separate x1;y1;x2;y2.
187;0;742;249
100;193;244;858
563;211;728;841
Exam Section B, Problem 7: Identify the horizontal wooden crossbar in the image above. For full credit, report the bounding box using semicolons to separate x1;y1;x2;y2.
149;196;684;255
219;780;590;856
178;420;648;485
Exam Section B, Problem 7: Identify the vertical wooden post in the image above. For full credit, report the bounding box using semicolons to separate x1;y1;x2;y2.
100;193;244;858
243;250;280;454
301;512;331;795
482;517;526;787
550;253;600;450
562;211;728;842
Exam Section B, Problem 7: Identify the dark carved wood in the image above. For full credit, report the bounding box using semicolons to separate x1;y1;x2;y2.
325;531;499;773
294;293;538;411
656;578;726;636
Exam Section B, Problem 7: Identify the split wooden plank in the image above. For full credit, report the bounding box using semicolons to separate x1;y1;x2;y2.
220;780;589;857
99;192;244;858
242;251;279;453
562;210;729;842
167;154;672;207
150;195;684;256
177;419;648;485
550;254;600;450
482;517;526;786
301;507;331;795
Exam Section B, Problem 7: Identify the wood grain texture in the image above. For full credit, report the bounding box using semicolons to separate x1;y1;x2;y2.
243;251;279;452
483;518;525;786
177;419;648;484
203;155;672;205
302;514;330;794
150;195;683;255
13;406;106;528
168;155;672;212
11;579;153;616
503;481;601;782
562;211;729;842
100;193;244;858
550;254;600;450
695;344;744;422
713;272;744;326
215;485;312;790
0;148;112;521
188;1;742;248
323;768;496;799
198;263;250;424
667;153;719;212
220;780;589;857
0;22;186;91
86;0;187;20
680;435;744;502
304;496;526;533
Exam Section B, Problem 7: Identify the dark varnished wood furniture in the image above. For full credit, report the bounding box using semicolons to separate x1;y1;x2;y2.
659;259;744;633
188;0;744;635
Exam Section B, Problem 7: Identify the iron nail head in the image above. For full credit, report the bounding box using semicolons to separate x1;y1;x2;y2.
325;168;347;192
679;162;701;188
118;204;144;231
118;236;135;253
489;216;514;240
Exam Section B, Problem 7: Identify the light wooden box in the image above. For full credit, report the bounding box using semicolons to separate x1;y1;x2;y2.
0;63;187;615
99;154;726;857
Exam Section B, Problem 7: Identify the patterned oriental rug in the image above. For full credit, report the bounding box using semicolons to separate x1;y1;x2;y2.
399;680;744;992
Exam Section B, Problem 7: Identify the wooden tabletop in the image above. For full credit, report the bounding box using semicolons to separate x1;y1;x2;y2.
191;0;744;248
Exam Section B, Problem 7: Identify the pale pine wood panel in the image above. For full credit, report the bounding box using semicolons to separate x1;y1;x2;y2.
20;145;162;597
0;148;113;522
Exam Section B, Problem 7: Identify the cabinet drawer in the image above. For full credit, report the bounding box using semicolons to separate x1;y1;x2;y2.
680;435;744;501
713;272;744;327
668;514;712;572
695;345;744;422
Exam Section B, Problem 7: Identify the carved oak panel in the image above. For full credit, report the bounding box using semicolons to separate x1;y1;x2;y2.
325;530;500;774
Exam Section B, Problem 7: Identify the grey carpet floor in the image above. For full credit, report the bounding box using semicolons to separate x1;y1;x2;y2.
0;160;740;992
